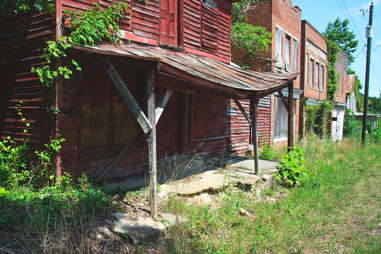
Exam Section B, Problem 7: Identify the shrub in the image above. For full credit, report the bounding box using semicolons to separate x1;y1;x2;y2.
259;144;273;160
0;174;112;231
275;147;310;187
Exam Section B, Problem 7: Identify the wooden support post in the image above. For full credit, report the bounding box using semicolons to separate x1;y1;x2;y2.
147;69;158;219
233;97;252;126
104;58;152;134
251;97;259;175
288;82;294;152
277;90;289;110
155;89;173;124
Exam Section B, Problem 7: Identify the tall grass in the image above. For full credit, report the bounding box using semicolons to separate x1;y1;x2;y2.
165;138;381;253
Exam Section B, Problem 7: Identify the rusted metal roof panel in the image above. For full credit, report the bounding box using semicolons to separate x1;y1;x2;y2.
71;44;297;97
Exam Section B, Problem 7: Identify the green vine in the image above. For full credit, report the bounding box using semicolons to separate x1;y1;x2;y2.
326;39;340;101
32;2;128;87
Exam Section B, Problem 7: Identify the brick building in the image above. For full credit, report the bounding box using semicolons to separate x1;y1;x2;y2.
232;0;302;147
331;50;353;141
299;20;328;137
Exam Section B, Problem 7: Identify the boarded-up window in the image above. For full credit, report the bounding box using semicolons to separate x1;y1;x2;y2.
293;39;298;73
201;1;218;52
80;98;138;149
274;96;295;141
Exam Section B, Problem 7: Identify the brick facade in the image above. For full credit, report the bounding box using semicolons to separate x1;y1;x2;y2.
301;20;328;101
231;0;302;146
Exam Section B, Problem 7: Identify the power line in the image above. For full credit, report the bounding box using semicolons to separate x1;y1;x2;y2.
336;0;367;47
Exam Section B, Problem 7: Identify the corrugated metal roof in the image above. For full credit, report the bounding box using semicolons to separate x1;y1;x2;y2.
71;44;297;98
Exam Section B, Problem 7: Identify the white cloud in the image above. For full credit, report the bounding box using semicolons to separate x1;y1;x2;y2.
375;40;381;48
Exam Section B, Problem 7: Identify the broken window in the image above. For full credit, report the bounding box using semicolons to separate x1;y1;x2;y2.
320;65;324;91
315;63;319;90
275;27;283;68
293;39;298;73
310;59;314;88
285;35;291;72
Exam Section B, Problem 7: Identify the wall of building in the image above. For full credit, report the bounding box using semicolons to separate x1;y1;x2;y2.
59;53;230;179
334;50;351;104
59;0;232;63
0;12;55;147
228;96;271;154
301;20;328;101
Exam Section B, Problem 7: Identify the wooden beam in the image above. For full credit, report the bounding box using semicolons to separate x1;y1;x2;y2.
147;69;158;219
155;89;173;124
251;97;259;175
233;97;253;126
277;89;289;110
104;58;152;134
288;82;294;152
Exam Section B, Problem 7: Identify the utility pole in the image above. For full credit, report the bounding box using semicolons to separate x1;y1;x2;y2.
361;1;374;145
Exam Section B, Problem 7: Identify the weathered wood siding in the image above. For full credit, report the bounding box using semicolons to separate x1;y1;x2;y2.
60;0;231;62
0;12;55;146
59;55;228;178
229;96;271;154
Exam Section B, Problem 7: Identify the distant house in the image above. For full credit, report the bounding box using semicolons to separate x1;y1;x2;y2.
0;0;296;180
331;50;353;141
299;20;329;138
232;0;302;148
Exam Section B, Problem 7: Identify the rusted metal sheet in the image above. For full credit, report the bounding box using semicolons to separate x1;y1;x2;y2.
0;12;55;146
71;44;297;98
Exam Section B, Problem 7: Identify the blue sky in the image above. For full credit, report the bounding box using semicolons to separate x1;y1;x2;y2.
292;0;381;97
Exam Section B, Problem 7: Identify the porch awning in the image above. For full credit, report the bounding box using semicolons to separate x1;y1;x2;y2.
71;44;297;98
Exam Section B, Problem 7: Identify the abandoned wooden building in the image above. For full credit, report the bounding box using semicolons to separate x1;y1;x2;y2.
0;0;297;215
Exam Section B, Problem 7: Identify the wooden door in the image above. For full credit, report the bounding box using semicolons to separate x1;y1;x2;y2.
160;0;177;45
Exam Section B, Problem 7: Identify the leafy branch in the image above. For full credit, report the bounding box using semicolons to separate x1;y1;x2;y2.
32;2;128;87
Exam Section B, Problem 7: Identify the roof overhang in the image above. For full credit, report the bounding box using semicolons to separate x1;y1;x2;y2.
70;44;297;99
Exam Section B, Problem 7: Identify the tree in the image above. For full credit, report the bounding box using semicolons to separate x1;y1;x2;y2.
323;18;359;64
231;0;272;61
0;0;53;16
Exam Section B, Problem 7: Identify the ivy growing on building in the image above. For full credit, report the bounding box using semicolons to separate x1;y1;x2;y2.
326;39;340;101
32;2;128;87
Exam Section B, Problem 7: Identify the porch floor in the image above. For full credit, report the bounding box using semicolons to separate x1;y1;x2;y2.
104;157;279;191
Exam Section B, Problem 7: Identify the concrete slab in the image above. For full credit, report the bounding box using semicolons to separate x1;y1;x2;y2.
228;159;279;173
113;212;187;242
159;170;225;196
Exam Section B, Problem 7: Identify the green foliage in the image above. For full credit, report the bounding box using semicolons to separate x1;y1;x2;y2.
0;175;111;231
230;0;271;60
275;147;310;187
0;0;54;16
326;39;340;100
32;2;127;87
259;143;273;160
0;103;66;189
323;18;359;64
343;109;362;138
231;22;272;57
306;100;332;138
